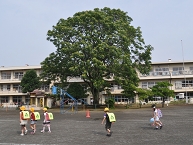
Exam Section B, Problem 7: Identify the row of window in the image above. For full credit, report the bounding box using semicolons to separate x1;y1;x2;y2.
142;80;193;89
1;72;24;80
0;96;30;104
142;70;193;77
0;84;50;92
154;66;193;72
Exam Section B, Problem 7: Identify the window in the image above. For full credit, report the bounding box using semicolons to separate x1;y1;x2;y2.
175;81;182;89
25;96;30;105
14;72;24;80
13;84;22;93
0;96;9;103
142;82;156;89
0;84;10;91
155;67;161;71
162;68;169;71
40;84;50;92
1;72;11;79
13;96;22;104
114;96;130;103
182;80;193;87
155;67;169;71
173;67;184;71
148;82;156;88
142;82;148;89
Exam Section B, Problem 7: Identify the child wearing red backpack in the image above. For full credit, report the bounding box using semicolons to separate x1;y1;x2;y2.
41;108;51;133
30;108;37;134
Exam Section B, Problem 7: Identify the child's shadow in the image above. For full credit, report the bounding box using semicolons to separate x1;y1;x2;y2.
91;131;106;136
141;123;154;130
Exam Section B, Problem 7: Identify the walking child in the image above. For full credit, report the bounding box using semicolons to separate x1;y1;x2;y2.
41;108;51;133
152;104;163;130
19;106;29;136
101;107;114;136
30;108;37;134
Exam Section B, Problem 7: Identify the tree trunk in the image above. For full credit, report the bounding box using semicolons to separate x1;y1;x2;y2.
92;88;99;105
162;97;165;108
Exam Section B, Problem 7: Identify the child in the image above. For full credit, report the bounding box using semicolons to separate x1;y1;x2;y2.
30;108;37;134
101;107;112;136
41;108;51;133
152;104;162;129
19;106;28;136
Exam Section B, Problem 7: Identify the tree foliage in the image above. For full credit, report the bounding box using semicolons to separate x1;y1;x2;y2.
67;83;88;99
137;88;153;101
151;81;174;107
20;70;41;93
40;7;153;104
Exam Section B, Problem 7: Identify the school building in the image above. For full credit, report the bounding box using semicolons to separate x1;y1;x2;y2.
0;60;193;108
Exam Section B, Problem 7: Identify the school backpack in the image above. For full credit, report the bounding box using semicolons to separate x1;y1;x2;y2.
48;113;54;120
45;112;50;121
108;113;116;122
157;109;163;118
45;112;54;121
21;111;30;120
34;112;41;120
31;112;35;120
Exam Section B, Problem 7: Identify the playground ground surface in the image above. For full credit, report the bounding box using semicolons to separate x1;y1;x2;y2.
0;104;193;145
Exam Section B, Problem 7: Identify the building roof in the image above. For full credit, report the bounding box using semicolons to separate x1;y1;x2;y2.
0;65;41;71
152;60;193;65
1;60;193;70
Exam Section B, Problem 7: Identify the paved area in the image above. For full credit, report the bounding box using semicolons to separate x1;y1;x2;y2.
0;105;193;145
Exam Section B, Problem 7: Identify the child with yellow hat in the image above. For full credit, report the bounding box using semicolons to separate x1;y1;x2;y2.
30;108;37;134
19;106;29;136
101;107;113;137
41;108;51;133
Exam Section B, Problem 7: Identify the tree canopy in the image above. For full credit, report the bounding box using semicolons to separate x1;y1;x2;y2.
20;70;41;93
41;7;154;104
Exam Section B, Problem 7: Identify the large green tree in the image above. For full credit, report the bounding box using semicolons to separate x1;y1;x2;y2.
151;81;174;107
41;7;153;104
20;70;41;93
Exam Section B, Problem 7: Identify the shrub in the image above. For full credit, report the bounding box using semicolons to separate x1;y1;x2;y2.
105;98;115;109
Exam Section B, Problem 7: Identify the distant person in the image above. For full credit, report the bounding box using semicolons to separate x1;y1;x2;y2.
90;99;93;105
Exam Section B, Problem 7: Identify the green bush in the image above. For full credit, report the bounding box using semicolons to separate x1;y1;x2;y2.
105;98;115;109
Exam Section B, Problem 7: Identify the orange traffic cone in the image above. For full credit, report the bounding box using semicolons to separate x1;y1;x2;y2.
86;110;90;118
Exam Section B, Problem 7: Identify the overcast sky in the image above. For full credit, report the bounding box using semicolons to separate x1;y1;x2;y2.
0;0;193;67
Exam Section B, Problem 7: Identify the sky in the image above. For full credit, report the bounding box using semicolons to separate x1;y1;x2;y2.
0;0;193;67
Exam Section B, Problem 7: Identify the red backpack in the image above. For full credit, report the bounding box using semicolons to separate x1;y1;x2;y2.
31;113;35;120
45;112;50;121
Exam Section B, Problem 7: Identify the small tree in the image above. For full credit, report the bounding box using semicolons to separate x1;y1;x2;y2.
151;81;174;108
20;70;41;93
136;88;153;108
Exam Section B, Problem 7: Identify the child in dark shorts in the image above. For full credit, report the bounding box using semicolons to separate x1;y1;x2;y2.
41;108;51;133
101;107;112;136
